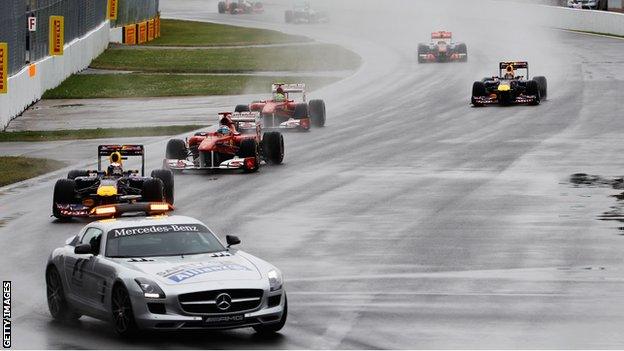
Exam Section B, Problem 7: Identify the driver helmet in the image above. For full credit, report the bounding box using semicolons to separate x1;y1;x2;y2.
275;93;286;102
217;125;231;135
504;65;515;79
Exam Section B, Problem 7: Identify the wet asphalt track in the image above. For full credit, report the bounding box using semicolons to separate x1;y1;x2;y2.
2;0;624;348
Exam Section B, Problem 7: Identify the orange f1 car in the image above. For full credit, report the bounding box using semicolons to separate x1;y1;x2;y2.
164;112;284;173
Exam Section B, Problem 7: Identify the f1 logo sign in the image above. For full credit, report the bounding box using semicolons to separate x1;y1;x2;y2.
28;17;37;32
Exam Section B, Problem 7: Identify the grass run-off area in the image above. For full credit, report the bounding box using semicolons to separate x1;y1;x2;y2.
0;157;65;187
148;19;311;46
0;125;207;142
43;75;340;99
90;44;361;73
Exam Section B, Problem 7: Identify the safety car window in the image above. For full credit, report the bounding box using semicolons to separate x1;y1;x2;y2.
81;227;103;255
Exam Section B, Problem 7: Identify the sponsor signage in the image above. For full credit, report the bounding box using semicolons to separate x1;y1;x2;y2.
155;16;161;38
107;0;118;20
124;24;137;45
138;21;147;44
0;43;7;94
28;17;37;32
49;16;64;56
148;19;155;41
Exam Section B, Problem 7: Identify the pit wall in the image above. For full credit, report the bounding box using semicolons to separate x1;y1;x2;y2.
0;21;110;129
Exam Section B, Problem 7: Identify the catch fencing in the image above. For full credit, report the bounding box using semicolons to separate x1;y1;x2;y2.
111;0;160;27
0;0;27;75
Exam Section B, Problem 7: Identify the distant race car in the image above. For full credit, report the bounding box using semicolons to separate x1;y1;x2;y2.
567;0;608;10
235;83;326;131
45;208;287;336
52;145;174;219
218;0;264;14
285;0;330;24
417;31;467;63
471;61;547;107
164;112;284;173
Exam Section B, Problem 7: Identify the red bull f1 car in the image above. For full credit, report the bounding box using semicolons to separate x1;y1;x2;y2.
235;83;326;131
52;145;174;219
218;0;264;14
164;112;284;173
471;61;548;107
417;31;467;63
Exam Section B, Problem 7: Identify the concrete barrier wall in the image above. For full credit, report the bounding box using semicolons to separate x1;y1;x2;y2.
0;21;110;129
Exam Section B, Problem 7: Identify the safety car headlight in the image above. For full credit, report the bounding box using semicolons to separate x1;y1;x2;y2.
268;270;283;292
135;278;166;299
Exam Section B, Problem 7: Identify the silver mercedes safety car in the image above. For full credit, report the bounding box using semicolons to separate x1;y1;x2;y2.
45;204;287;336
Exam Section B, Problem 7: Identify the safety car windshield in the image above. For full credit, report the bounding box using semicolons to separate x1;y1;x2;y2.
105;224;225;258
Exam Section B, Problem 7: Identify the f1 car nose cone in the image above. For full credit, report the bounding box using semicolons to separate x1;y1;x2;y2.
216;293;232;311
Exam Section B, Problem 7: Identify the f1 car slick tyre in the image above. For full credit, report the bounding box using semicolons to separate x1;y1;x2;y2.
235;104;250;113
238;139;260;173
53;179;76;219
111;283;138;337
293;103;308;119
533;76;547;100
262;132;284;165
141;178;165;202
285;10;294;23
526;80;541;105
218;1;226;13
166;139;188;160
471;81;487;107
67;170;89;179
253;294;287;334
309;99;326;127
151;169;174;204
46;266;81;321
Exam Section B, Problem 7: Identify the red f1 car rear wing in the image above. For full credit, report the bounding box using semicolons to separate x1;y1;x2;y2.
272;83;306;93
97;144;145;175
431;31;452;39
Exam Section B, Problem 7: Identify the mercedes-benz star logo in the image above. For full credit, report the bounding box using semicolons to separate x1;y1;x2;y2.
215;293;232;311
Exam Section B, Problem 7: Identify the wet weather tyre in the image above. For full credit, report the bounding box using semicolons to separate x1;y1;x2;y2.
229;2;238;13
166;139;187;160
262;132;284;165
53;179;76;219
112;284;138;337
141;178;164;202
235;104;250;113
417;44;429;63
253;294;287;334
218;1;226;13
238;139;258;158
457;43;468;62
67;170;89;179
526;80;541;105
293;103;308;119
471;81;486;107
533;76;547;100
309;99;326;127
46;266;81;321
151;169;174;204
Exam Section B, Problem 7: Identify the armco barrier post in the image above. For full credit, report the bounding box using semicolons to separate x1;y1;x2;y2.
0;43;7;94
49;16;64;56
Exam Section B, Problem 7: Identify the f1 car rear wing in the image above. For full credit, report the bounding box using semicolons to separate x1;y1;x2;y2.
90;202;173;218
97;144;145;176
431;31;452;40
499;61;530;78
272;83;307;101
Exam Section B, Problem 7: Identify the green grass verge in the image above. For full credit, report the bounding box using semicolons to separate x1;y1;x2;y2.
42;74;341;99
148;19;311;46
0;125;207;142
90;44;361;73
0;156;65;187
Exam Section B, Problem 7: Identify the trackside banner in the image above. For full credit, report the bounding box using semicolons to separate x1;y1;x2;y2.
124;24;137;45
0;43;7;94
49;16;64;56
107;0;118;20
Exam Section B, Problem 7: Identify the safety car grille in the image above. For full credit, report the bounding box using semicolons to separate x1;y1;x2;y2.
178;289;263;314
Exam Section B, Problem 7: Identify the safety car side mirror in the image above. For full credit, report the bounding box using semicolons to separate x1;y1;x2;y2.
74;243;93;255
226;235;241;248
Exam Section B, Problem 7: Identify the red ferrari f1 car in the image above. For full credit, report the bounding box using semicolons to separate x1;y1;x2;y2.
417;31;467;63
164;112;284;173
218;0;264;14
235;83;326;131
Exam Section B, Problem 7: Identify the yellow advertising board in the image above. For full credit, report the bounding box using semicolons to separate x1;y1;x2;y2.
155;16;161;38
0;43;7;94
49;16;64;56
107;0;118;20
124;24;137;45
148;19;155;41
138;21;148;44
